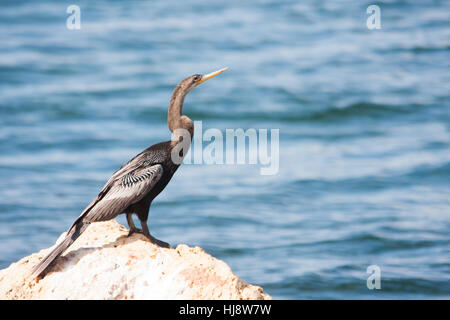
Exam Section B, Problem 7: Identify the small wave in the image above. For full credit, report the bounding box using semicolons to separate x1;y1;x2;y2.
162;102;409;123
305;102;407;122
379;45;450;54
263;272;449;298
305;233;438;255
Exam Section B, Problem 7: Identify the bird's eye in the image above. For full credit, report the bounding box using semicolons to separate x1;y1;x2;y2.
193;75;201;81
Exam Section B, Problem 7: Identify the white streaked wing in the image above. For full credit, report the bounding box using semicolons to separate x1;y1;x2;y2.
82;164;163;222
73;152;150;221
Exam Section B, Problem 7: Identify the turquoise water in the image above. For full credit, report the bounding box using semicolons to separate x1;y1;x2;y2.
0;0;449;299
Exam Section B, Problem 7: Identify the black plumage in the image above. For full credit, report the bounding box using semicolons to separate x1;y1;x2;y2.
31;68;228;278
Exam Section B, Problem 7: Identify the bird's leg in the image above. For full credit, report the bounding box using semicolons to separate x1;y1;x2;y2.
140;220;170;248
127;213;143;237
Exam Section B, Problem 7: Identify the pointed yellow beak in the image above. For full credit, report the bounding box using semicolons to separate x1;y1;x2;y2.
199;67;228;83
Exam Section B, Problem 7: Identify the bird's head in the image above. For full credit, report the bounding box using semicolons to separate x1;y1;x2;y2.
168;67;228;135
178;67;228;93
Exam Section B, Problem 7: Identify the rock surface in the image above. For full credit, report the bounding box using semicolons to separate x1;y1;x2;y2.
0;220;271;300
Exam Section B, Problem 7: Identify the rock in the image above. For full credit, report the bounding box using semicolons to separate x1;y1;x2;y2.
0;220;271;300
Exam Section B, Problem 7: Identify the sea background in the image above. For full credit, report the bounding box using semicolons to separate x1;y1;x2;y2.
0;0;449;299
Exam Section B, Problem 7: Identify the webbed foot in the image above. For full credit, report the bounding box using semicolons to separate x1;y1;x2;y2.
127;227;143;237
145;234;170;248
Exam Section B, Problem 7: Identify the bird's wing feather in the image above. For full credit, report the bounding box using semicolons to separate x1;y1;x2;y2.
72;152;152;221
77;163;163;223
106;150;150;184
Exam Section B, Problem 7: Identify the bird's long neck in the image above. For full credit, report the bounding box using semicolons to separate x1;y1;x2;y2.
168;85;186;132
168;85;194;141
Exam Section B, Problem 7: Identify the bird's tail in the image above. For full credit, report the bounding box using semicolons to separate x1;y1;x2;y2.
31;221;89;279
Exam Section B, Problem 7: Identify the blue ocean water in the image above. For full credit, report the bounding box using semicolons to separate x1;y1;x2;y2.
0;0;449;299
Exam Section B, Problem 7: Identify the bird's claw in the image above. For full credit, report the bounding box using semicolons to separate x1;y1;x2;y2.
129;228;170;248
145;234;170;248
127;228;143;237
153;239;170;248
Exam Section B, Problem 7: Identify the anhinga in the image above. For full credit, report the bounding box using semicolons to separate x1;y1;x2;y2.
31;67;228;278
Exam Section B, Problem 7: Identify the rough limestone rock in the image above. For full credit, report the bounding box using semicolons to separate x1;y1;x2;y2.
0;220;271;300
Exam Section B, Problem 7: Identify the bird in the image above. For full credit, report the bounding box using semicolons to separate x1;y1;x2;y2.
31;67;228;278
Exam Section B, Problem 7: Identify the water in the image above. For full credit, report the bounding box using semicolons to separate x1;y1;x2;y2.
0;0;449;299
